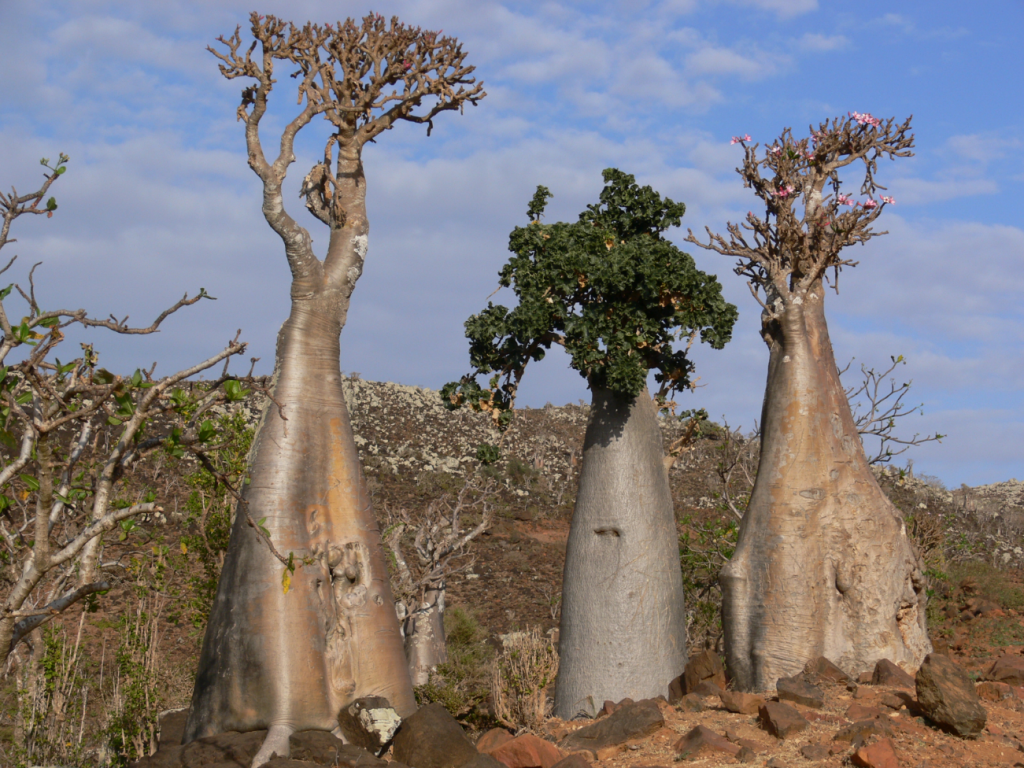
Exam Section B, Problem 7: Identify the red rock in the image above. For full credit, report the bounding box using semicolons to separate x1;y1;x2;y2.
976;681;1014;702
673;725;740;760
833;719;892;744
916;653;987;738
776;675;824;708
872;659;916;689
799;744;831;761
682;650;727;694
846;704;885;720
985;654;1024;686
478;728;515;753
757;701;809;739
851;737;900;768
600;700;617;717
549;756;591;768
803;656;851;684
720;690;765;715
488;733;564;768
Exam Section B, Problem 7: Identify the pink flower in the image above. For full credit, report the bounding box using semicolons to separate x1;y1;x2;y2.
836;193;854;206
849;111;881;127
881;195;895;205
731;134;752;145
860;199;878;209
768;145;782;156
775;184;795;198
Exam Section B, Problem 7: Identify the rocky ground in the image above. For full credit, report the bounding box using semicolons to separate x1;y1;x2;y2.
3;376;1023;767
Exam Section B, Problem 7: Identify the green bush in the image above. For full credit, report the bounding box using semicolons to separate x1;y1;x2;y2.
414;607;493;722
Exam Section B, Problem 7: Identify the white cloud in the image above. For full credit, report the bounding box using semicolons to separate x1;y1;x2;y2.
723;0;818;18
685;47;788;80
885;177;998;205
797;32;849;52
945;133;1022;165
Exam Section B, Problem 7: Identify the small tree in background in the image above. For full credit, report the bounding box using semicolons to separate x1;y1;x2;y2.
686;114;932;691
0;157;247;672
444;169;736;717
191;14;483;764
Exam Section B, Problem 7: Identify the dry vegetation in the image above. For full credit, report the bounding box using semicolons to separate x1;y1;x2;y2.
1;376;1021;766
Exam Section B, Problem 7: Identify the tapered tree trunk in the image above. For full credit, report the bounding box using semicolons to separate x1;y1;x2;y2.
184;142;415;753
721;281;930;692
554;386;687;719
403;588;447;687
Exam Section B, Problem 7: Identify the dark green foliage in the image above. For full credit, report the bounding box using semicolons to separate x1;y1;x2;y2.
442;169;737;421
475;443;501;465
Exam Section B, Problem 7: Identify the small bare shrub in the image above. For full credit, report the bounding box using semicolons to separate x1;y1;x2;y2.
491;627;558;732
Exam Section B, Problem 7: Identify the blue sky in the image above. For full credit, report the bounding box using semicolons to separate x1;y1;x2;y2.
0;0;1021;487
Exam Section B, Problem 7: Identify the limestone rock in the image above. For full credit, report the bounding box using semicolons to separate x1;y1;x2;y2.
682;650;727;694
559;699;664;753
776;675;824;708
158;708;189;747
392;703;480;768
915;653;987;738
872;659;916;689
336;696;401;755
757;701;809;739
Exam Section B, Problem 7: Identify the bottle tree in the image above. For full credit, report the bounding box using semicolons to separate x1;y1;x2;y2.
444;169;737;718
686;114;931;692
186;13;483;765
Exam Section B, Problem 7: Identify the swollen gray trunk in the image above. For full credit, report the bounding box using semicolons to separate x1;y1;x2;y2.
554;386;687;719
721;282;930;691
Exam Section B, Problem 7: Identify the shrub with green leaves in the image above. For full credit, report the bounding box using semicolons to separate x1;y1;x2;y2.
414;607;493;721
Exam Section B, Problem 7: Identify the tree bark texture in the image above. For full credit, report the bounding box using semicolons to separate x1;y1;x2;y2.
403;588;447;688
185;145;415;744
720;282;930;692
554;387;687;719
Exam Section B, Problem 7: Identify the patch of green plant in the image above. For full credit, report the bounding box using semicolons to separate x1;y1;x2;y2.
476;443;501;465
414;607;494;724
678;514;738;651
504;456;535;486
179;411;254;631
948;561;1024;611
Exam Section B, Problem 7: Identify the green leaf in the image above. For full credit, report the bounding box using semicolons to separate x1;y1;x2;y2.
46;197;57;211
107;416;122;426
131;370;143;387
15;392;31;405
0;285;12;301
93;369;115;385
0;430;15;450
197;420;216;443
20;475;40;492
55;166;66;175
37;316;60;328
224;380;249;402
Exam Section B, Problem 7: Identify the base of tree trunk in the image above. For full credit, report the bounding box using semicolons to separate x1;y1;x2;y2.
554;387;687;719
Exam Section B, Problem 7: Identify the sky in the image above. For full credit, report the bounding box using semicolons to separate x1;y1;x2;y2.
0;0;1021;488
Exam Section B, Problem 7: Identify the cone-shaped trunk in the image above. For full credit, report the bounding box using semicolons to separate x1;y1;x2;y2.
184;301;416;742
721;282;930;692
554;386;687;719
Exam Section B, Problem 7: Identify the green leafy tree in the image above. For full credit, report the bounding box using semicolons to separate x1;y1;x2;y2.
445;169;737;717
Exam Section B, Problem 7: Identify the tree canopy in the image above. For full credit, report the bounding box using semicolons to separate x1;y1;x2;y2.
443;168;737;424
